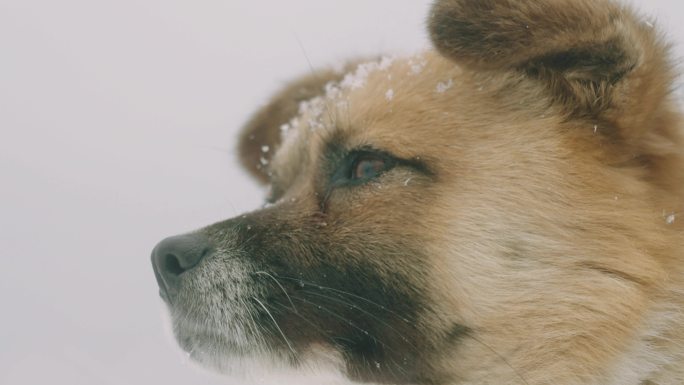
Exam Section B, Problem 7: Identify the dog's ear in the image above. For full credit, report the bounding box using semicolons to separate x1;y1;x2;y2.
429;0;677;144
238;65;357;184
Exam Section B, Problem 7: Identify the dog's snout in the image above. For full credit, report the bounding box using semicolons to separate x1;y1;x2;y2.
151;234;212;299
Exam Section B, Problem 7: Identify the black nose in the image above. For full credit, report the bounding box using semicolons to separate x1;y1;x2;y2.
151;234;212;300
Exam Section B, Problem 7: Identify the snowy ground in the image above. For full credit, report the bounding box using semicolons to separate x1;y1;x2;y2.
1;1;682;384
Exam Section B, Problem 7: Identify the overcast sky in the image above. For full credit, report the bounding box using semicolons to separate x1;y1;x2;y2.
1;1;683;384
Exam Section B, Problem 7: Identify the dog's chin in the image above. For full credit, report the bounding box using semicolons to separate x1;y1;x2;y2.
172;322;355;384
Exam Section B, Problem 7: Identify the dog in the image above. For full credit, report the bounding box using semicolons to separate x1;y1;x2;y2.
151;0;684;383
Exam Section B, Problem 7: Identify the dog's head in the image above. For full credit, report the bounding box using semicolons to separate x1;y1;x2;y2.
152;1;684;384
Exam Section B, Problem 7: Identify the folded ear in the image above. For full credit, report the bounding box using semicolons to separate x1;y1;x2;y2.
429;0;677;143
238;65;357;184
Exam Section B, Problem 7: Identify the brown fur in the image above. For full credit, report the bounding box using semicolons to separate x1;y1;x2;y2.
155;0;684;384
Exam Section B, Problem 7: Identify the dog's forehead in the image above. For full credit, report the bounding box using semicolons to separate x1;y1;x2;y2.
270;52;465;181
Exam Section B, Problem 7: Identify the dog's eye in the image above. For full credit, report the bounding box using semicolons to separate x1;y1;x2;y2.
330;149;399;187
351;155;387;180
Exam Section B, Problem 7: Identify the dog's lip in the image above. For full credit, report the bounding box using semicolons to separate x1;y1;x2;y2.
158;288;170;303
153;263;175;304
174;323;257;355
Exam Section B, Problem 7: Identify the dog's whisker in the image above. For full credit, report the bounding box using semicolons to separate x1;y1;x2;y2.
242;296;267;346
301;289;418;350
255;271;297;312
290;295;398;355
278;276;413;324
466;333;530;385
195;144;236;155
252;296;297;356
297;291;417;378
269;301;352;347
292;31;319;81
229;231;259;256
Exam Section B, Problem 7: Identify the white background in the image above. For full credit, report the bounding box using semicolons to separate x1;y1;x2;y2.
1;1;682;384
